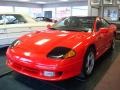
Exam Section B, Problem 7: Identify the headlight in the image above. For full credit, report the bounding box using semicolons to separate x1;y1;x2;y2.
9;39;21;48
64;50;76;59
47;47;76;59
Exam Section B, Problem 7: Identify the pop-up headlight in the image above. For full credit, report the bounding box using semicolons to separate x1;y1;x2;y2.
47;47;75;59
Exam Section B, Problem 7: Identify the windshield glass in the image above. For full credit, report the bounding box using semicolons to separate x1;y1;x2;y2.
52;16;96;32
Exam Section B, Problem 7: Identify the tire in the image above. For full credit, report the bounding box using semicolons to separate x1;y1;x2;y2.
82;48;95;78
110;37;115;50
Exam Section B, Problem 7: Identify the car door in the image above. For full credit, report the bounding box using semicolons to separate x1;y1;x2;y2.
0;14;8;47
95;18;107;56
4;14;34;44
101;19;112;48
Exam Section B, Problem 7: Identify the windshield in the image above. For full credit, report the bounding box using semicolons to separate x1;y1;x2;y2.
52;16;96;32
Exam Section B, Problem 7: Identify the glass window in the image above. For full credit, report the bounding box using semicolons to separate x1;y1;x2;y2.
5;14;27;24
29;8;42;18
104;7;118;21
0;15;5;25
15;7;43;18
72;6;88;16
0;6;13;13
15;7;29;14
96;18;110;31
43;8;55;19
101;19;110;27
56;7;71;19
52;16;96;32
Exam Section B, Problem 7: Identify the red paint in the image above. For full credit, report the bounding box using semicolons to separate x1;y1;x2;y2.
6;17;116;81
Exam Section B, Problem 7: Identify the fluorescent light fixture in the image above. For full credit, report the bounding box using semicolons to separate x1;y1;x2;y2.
36;1;47;4
60;0;69;2
5;0;30;2
19;0;30;2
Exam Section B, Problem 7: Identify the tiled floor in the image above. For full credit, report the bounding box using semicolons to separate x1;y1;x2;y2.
0;47;12;77
95;53;120;90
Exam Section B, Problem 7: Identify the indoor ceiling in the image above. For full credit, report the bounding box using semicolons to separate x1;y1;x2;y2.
0;0;87;4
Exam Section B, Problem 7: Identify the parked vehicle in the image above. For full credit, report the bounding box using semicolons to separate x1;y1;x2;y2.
35;17;53;22
0;13;53;48
35;17;57;23
6;16;116;81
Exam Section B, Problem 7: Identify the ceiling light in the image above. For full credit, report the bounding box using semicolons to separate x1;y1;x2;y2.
36;1;47;4
19;0;30;2
60;0;69;2
5;0;30;2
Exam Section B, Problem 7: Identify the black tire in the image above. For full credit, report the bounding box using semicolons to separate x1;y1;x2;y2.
82;47;95;78
110;37;115;50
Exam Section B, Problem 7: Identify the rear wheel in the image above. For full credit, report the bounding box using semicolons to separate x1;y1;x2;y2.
110;37;115;50
82;48;95;78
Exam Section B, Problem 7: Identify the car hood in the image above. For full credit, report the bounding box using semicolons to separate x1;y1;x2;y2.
16;30;92;54
10;30;92;67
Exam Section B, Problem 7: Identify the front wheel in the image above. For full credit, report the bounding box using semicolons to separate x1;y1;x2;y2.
82;48;95;78
110;37;116;50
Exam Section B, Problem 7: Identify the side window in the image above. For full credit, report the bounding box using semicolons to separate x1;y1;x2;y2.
5;14;27;24
0;15;5;25
96;19;110;31
101;19;110;27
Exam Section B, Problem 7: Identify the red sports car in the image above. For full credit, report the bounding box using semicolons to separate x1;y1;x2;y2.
6;16;116;81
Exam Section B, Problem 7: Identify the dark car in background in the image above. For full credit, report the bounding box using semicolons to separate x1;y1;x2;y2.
35;17;53;22
35;17;57;23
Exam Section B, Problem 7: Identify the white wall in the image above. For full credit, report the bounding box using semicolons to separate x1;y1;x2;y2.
42;1;88;19
0;1;42;8
72;6;88;16
0;1;89;19
91;8;99;16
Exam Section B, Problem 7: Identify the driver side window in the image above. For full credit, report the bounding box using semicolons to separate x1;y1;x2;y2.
101;19;110;27
96;19;109;31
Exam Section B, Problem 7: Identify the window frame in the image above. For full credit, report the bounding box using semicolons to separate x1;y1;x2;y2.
101;18;110;28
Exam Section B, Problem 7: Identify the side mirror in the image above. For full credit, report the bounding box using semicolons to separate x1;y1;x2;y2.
109;24;117;30
47;24;52;29
99;28;108;33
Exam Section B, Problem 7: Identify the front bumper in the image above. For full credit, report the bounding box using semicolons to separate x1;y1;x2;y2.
6;49;82;81
7;59;63;81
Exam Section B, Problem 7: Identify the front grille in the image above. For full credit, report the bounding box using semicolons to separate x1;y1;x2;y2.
12;62;39;75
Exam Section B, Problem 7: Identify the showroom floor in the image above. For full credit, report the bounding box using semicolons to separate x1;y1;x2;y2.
0;40;120;90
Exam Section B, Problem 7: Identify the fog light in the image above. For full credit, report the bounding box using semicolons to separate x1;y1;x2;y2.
43;71;55;77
